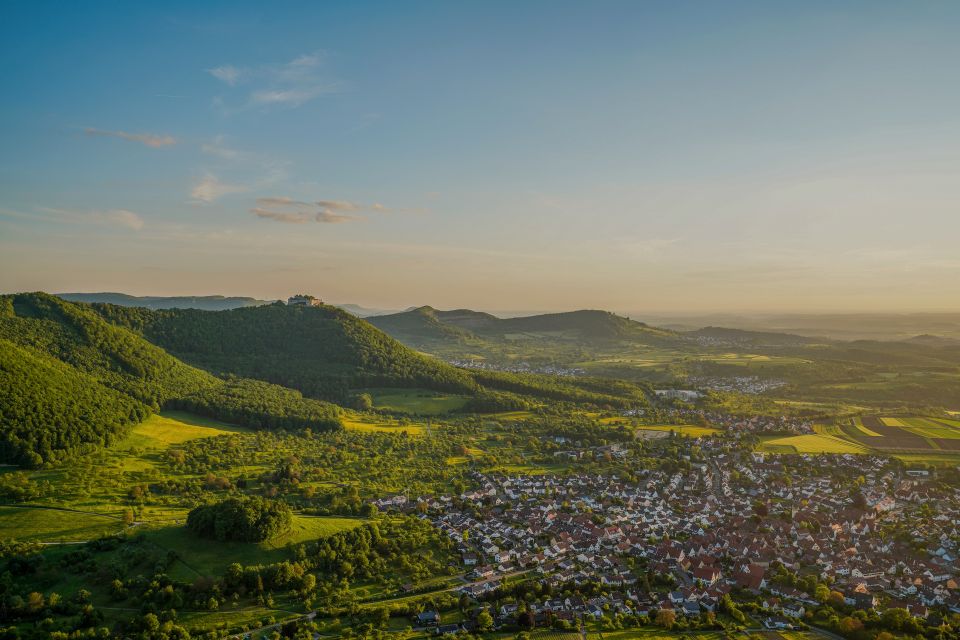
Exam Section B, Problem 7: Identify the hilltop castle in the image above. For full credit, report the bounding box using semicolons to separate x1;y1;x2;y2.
287;294;322;307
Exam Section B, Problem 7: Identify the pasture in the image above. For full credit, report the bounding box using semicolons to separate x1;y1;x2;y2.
362;387;469;415
342;414;427;436
146;515;365;579
118;411;250;450
635;424;720;438
0;505;124;542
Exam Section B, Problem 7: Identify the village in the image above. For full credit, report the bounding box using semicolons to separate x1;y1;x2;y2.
374;434;960;634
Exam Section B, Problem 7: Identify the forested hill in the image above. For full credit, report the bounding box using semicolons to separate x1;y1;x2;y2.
0;293;218;406
369;306;679;349
0;293;220;466
0;338;148;466
366;306;478;343
57;292;273;310
90;302;478;401
0;294;345;467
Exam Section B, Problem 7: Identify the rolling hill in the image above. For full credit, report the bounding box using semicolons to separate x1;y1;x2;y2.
0;293;347;466
369;306;679;350
89;301;479;402
57;292;273;310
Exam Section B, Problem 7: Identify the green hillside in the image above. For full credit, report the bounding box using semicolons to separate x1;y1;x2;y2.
0;338;148;466
90;302;479;402
0;294;347;466
367;306;480;343
371;306;679;346
0;293;219;407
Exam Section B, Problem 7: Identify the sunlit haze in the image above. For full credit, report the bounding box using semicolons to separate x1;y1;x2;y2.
2;1;959;313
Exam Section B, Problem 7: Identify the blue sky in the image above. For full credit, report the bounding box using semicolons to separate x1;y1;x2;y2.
2;1;959;313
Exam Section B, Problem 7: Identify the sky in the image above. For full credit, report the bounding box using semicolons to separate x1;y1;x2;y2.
1;1;959;315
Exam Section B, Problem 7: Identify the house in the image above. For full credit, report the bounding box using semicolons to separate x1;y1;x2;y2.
415;611;440;627
764;616;793;630
734;564;767;592
692;565;722;585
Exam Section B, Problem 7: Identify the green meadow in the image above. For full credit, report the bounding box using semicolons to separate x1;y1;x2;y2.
362;387;469;414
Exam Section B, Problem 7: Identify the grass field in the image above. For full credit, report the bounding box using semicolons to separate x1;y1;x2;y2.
119;411;250;450
757;433;869;454
362;387;469;415
0;505;124;542
893;452;960;466
585;630;730;640
342;414;427;436
636;424;720;437
147;515;364;579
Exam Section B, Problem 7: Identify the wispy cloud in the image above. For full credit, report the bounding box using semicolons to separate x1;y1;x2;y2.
1;206;146;230
191;174;249;203
201;135;243;160
84;128;177;148
250;195;380;224
207;64;242;86
256;196;310;207
250;208;313;224
251;206;358;224
207;52;336;110
316;200;362;212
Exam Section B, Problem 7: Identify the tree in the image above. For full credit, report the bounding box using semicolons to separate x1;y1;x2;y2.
476;611;494;632
838;617;863;633
655;609;676;629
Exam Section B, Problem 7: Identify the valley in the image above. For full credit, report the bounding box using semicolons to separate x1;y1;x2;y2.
1;295;959;640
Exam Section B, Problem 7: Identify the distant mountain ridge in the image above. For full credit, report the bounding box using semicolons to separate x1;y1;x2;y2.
57;292;274;311
368;305;678;348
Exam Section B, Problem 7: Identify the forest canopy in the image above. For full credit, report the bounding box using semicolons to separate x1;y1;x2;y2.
186;496;293;542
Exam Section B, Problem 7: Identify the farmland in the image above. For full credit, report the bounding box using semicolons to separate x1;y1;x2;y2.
635;424;721;438
752;414;960;459
757;433;868;455
842;415;960;452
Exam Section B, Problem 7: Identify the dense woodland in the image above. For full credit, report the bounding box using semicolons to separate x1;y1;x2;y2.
90;302;479;402
168;378;342;432
186;496;293;542
0;339;147;466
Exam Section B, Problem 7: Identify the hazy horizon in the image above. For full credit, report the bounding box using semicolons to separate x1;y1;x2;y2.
3;1;960;313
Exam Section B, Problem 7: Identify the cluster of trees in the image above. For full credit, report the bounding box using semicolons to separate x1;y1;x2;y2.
186;496;293;542
157;427;474;504
168;378;343;432
471;369;648;408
